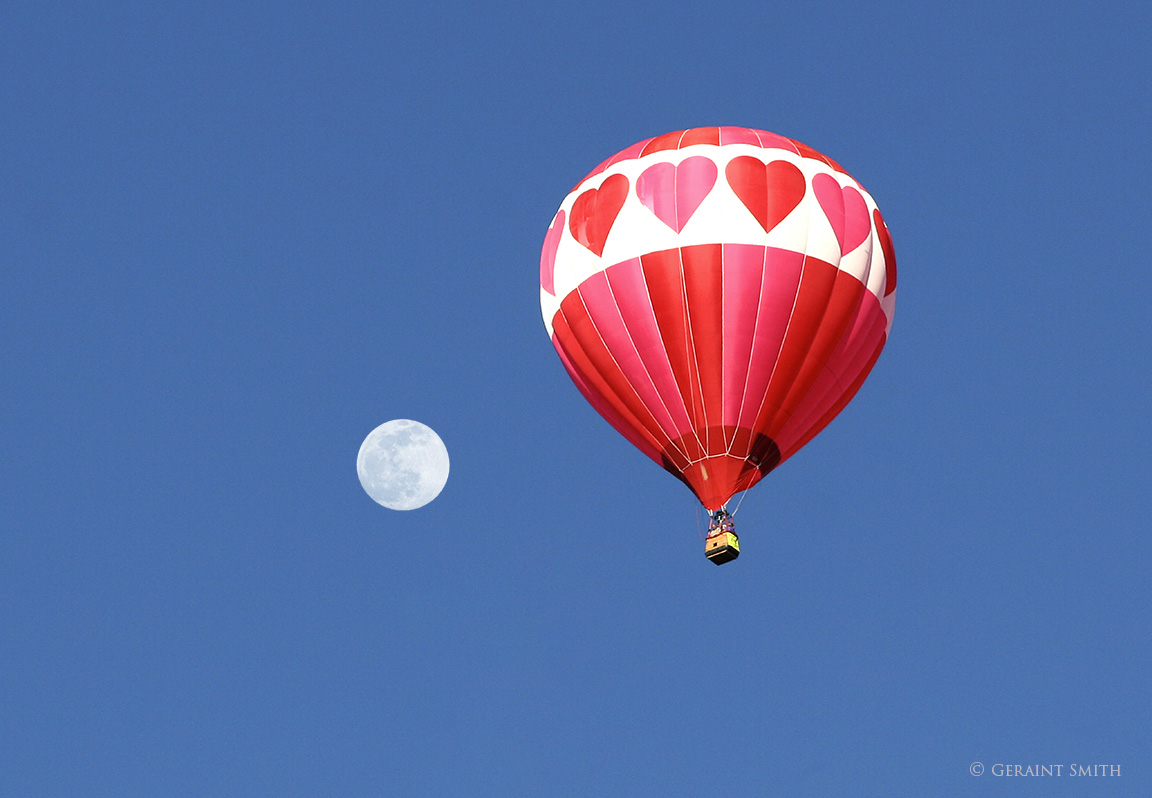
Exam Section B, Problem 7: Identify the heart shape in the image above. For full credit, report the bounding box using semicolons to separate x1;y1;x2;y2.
636;156;718;232
874;208;897;296
725;157;806;234
540;209;564;295
569;173;629;257
812;174;871;256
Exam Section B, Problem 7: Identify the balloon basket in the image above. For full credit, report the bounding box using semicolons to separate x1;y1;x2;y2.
705;531;740;565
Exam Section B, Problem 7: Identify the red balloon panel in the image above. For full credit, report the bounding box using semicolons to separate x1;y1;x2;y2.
551;244;887;510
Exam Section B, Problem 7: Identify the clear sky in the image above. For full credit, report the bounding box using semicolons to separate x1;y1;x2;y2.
3;2;1150;795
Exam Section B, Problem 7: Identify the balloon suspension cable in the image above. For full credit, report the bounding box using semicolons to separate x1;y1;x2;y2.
705;504;735;537
731;488;750;517
698;506;714;539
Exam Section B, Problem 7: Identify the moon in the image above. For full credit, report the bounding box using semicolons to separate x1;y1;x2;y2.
357;420;449;510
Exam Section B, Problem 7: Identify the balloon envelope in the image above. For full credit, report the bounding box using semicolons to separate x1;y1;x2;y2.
540;127;896;510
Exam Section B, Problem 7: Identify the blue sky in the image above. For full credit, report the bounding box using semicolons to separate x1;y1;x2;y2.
3;2;1150;795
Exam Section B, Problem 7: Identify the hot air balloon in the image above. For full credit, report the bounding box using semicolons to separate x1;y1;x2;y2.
539;127;896;564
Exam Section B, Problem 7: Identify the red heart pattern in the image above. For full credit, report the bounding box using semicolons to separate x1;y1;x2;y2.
540;209;564;295
874;208;897;295
635;156;718;232
725;157;806;234
569;173;629;256
812;174;871;256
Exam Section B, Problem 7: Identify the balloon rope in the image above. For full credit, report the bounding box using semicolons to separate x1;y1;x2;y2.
731;487;749;517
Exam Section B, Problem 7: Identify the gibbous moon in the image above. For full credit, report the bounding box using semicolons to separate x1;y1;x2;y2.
357;420;449;510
